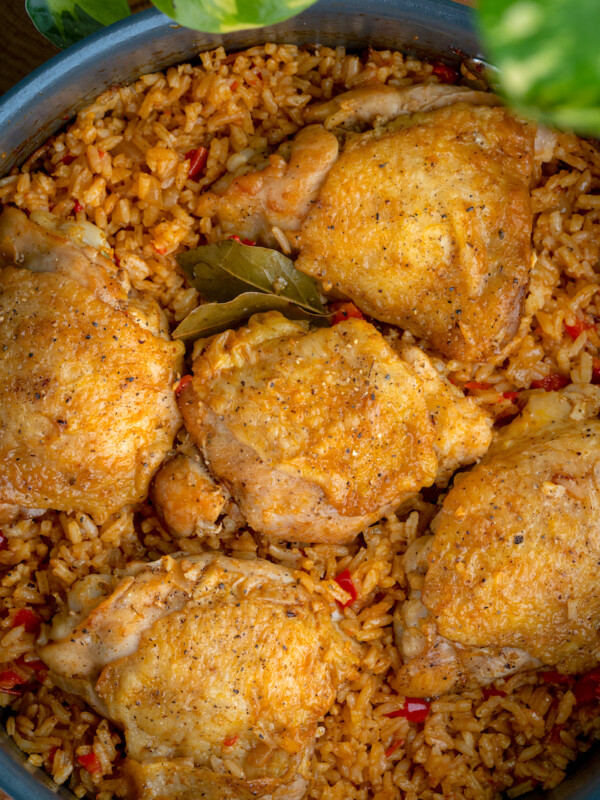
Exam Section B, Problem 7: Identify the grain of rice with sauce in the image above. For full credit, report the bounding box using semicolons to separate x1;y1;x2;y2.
1;43;600;800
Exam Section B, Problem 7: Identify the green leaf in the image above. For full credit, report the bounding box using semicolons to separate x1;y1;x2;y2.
152;0;318;34
26;0;130;49
173;292;328;341
178;240;327;315
478;0;600;134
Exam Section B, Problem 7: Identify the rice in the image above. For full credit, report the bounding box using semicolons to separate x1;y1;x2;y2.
1;42;600;800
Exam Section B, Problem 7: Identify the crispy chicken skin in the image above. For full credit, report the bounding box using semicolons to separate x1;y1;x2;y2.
177;312;491;544
39;554;359;800
394;387;600;696
152;452;228;537
0;209;183;523
295;103;535;361
196;125;339;247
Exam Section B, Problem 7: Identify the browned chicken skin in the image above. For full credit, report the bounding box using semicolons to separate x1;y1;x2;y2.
177;312;490;544
394;388;600;697
39;553;360;800
295;103;535;361
0;208;183;523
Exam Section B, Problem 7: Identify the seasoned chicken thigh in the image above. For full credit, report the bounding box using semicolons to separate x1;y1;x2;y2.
178;312;491;543
295;103;535;361
39;553;360;800
198;85;539;360
0;208;183;523
394;386;600;697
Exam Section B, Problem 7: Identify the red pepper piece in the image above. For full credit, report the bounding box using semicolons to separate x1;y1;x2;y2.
574;679;600;704
384;737;404;757
581;667;600;682
502;391;519;402
0;531;7;551
15;656;47;672
74;200;84;213
334;569;357;608
464;381;492;391
431;61;459;84
592;357;600;385
12;608;42;634
175;375;193;397
385;697;430;723
550;723;565;743
223;734;239;747
228;235;256;246
77;752;102;773
230;81;239;91
482;686;507;699
186;147;209;181
564;317;593;341
330;302;365;325
541;670;574;685
12;609;41;635
61;154;75;165
0;670;25;691
530;374;570;391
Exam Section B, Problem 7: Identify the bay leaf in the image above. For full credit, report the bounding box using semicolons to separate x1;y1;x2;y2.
177;240;327;315
173;292;328;341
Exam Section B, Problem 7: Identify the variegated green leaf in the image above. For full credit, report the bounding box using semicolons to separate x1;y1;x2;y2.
26;0;130;49
152;0;318;34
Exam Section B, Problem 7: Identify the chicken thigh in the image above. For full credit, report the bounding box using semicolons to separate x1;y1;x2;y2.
394;386;600;697
197;85;538;360
39;553;360;800
0;207;183;523
178;312;491;544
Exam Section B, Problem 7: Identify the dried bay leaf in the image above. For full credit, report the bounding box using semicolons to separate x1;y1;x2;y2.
177;240;327;315
173;292;328;341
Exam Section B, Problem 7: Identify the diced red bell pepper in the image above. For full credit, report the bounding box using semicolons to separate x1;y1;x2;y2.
385;697;430;723
223;734;239;746
482;685;507;699
15;656;47;672
384;737;404;757
185;147;209;181
73;200;84;213
592;357;600;385
334;569;357;608
564;317;593;341
530;374;570;391
574;679;600;704
501;391;519;403
0;670;25;691
541;670;574;686
175;375;193;397
61;154;75;165
464;381;491;391
330;302;365;325
0;531;6;551
228;234;256;246
77;752;102;773
431;61;459;84
550;723;565;743
12;608;42;634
